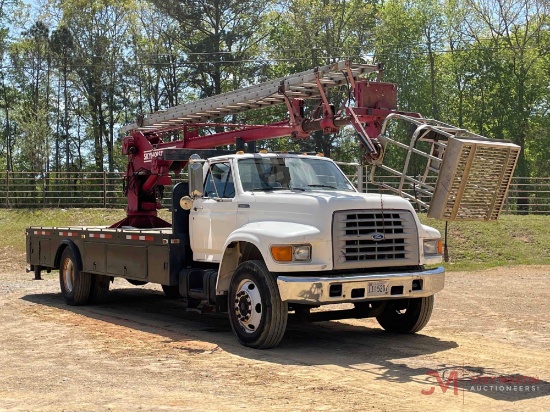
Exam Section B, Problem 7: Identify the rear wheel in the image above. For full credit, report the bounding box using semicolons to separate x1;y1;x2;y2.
376;296;434;333
228;260;287;349
59;247;91;306
89;274;110;303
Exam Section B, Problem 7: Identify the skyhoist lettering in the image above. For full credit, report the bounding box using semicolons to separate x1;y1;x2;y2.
143;146;177;163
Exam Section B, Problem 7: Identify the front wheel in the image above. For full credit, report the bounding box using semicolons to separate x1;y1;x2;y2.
228;260;288;349
376;296;434;334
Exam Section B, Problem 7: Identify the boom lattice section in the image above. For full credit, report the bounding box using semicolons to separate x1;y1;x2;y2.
121;62;380;133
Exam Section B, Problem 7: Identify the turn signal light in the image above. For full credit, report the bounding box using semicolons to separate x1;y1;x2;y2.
271;245;293;262
423;239;443;255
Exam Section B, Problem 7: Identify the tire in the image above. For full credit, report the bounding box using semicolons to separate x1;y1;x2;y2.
376;295;434;334
89;274;111;303
228;260;288;349
59;247;91;306
162;285;182;298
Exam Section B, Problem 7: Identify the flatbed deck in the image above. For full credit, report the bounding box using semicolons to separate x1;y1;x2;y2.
26;225;187;286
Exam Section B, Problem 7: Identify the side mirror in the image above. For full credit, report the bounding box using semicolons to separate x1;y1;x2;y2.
188;154;204;197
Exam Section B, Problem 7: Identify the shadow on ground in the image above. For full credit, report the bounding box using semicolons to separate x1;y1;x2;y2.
21;288;549;402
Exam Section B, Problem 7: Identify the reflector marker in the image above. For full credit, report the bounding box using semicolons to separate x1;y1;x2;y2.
126;235;154;241
88;233;113;239
33;230;51;236
58;231;77;237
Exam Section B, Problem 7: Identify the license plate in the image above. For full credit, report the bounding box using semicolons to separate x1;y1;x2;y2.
368;281;389;296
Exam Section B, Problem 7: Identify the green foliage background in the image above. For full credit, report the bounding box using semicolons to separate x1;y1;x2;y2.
0;0;548;181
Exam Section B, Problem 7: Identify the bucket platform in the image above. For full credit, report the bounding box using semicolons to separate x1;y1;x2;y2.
369;114;520;221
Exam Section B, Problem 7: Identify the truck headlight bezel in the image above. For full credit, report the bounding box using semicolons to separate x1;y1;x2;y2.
423;239;443;256
271;244;312;262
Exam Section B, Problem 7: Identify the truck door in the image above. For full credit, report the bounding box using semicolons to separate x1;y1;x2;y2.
190;161;238;262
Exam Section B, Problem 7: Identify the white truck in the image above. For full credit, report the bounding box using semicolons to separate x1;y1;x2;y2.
27;151;444;348
186;151;445;347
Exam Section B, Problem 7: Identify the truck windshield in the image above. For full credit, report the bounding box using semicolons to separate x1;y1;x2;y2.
238;157;356;192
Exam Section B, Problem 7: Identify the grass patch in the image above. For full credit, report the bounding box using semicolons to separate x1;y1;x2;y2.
2;209;549;271
1;209;126;255
420;214;550;271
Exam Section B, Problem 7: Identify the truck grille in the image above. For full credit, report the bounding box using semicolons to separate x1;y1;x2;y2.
332;210;419;270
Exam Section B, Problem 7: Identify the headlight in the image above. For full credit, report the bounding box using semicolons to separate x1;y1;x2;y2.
293;245;311;261
271;244;311;262
423;239;442;255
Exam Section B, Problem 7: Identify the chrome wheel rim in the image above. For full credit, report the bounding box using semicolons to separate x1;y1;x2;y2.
233;279;262;333
62;258;74;294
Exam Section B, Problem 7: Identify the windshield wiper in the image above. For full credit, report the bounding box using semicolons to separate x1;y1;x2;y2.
307;184;338;189
250;186;306;192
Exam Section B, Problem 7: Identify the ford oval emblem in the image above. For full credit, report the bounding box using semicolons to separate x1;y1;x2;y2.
371;232;385;241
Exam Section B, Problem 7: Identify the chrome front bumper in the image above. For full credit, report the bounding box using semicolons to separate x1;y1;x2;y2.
276;266;445;304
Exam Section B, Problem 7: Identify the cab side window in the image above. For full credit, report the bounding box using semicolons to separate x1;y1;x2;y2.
203;162;235;198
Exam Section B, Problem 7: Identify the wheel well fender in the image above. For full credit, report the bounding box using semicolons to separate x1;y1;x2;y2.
55;240;83;271
217;241;264;294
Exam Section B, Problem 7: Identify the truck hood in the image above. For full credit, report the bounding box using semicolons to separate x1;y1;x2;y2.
241;190;418;227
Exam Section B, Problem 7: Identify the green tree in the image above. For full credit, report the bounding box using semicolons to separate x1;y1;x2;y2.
127;2;191;137
8;20;53;173
50;25;75;172
465;0;549;211
149;0;273;98
373;0;427;113
442;0;471;128
0;0;26;172
58;0;132;172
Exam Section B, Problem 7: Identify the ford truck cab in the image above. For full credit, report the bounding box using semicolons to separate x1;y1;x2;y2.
187;152;445;348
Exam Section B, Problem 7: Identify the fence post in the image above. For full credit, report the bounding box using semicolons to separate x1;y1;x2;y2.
103;171;107;208
41;172;46;207
5;171;9;208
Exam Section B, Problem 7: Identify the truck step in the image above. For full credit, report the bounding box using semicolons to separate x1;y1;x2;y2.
179;268;218;304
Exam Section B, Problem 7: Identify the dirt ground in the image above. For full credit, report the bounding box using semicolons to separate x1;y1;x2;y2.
0;259;549;411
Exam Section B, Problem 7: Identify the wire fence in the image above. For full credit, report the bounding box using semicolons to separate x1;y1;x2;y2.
1;169;549;214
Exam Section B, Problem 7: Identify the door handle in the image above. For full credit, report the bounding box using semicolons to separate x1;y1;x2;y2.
193;206;203;211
